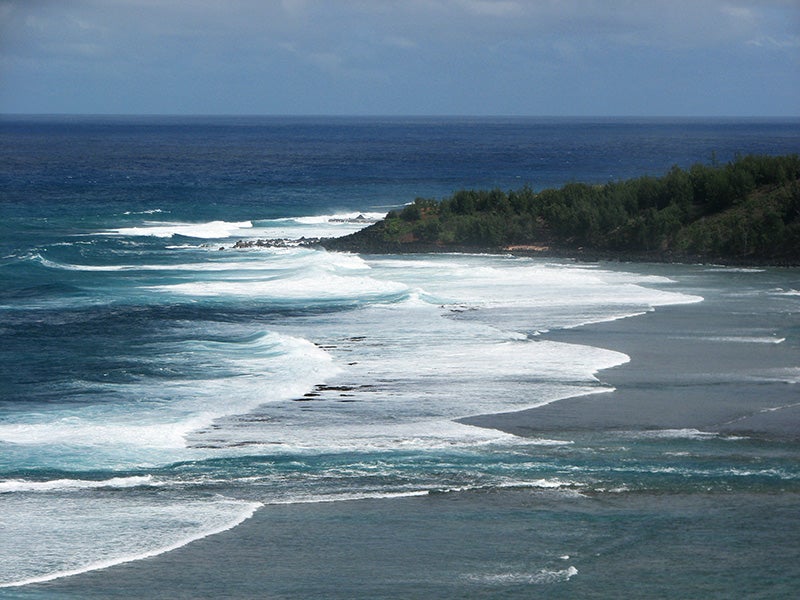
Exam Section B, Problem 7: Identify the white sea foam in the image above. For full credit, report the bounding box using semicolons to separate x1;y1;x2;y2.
149;272;409;302
0;497;262;588
687;335;786;344
241;211;385;240
103;220;253;239
291;211;386;225
0;330;340;462
122;209;166;215
705;267;766;273
195;419;522;456
36;257;290;272
115;247;407;304
500;478;580;490
0;415;212;450
761;401;800;412
178;255;663;455
563;310;653;330
139;251;400;301
266;489;431;505
429;478;583;495
0;475;155;493
14;252;700;467
363;254;703;330
96;212;379;244
36;247;371;274
515;437;575;446
744;367;800;384
631;429;719;440
465;566;578;585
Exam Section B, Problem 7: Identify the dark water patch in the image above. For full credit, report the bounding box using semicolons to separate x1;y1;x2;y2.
0;282;87;301
28;490;800;599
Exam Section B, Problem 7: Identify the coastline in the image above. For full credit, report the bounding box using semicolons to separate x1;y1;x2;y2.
319;153;800;268
318;237;800;268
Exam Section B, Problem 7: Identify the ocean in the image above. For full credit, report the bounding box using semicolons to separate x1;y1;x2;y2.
1;116;799;598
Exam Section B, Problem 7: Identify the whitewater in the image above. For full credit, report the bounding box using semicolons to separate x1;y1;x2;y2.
2;116;798;597
0;210;707;587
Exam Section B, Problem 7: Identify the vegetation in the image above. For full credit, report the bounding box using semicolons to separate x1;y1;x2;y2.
323;154;800;264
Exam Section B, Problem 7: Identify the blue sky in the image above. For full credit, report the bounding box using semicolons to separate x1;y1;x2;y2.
1;0;798;116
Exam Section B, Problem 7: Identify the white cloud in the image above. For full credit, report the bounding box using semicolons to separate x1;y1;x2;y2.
455;0;522;17
1;0;798;114
384;35;418;50
722;5;755;20
306;51;344;73
281;0;308;16
747;35;800;49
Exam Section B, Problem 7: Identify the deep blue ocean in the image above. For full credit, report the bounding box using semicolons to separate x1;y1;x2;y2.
1;116;799;598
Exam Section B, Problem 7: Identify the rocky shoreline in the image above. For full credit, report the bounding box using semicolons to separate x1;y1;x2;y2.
318;234;800;267
218;232;798;267
220;231;800;267
229;237;322;249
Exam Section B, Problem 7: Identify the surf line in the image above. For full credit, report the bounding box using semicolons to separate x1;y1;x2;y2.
0;500;263;589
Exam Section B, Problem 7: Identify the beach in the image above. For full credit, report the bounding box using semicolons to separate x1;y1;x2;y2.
14;262;798;600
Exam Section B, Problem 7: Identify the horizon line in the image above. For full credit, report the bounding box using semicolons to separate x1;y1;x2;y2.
2;113;799;120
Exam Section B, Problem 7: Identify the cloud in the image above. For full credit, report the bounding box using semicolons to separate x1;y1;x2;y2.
455;0;522;17
4;1;796;55
747;35;800;49
722;5;755;20
281;0;308;17
306;51;344;73
0;0;797;115
384;35;418;50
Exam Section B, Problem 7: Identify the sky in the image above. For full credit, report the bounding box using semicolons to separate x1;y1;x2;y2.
0;0;798;116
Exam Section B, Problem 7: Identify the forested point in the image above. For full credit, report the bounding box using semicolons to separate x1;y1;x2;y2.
322;154;800;264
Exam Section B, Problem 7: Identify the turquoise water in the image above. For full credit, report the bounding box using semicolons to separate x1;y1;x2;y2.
1;117;798;597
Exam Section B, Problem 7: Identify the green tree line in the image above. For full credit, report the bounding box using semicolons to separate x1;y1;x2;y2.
359;154;800;261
